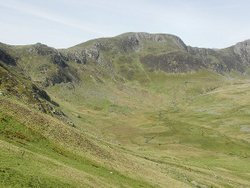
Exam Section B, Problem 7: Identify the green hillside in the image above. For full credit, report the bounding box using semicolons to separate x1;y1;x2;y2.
0;33;250;187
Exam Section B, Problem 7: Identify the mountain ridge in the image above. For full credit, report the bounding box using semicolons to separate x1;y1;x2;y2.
2;32;249;50
1;32;250;88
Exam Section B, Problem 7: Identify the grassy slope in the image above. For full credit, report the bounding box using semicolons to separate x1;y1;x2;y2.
46;70;250;187
1;97;176;188
1;69;250;187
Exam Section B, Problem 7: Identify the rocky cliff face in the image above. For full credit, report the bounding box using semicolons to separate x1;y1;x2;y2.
15;43;80;86
141;51;205;72
0;48;16;66
0;63;62;116
116;32;187;52
233;40;250;66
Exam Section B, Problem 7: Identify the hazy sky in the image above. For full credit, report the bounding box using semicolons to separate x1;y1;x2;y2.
0;0;249;48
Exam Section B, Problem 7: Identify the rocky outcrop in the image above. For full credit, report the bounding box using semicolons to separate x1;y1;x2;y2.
0;65;62;116
118;32;187;51
0;49;16;65
65;43;102;64
29;43;68;67
233;40;250;66
30;43;57;56
119;35;140;52
141;51;205;72
24;43;80;86
51;53;68;68
65;50;87;64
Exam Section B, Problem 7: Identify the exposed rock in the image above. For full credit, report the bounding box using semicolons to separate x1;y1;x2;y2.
141;51;205;72
65;44;101;64
0;49;16;65
233;40;250;66
67;120;75;127
120;35;140;52
51;52;68;68
119;32;187;50
66;50;87;64
31;84;59;106
31;43;57;56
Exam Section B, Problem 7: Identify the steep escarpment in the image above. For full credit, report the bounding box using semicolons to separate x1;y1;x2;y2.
233;39;250;66
0;50;64;118
0;49;16;66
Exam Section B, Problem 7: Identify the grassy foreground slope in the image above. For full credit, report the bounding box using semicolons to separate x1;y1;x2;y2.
1;97;181;188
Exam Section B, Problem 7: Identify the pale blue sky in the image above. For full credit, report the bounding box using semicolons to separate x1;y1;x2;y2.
0;0;249;48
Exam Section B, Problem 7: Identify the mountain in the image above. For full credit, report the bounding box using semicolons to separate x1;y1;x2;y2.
67;32;250;73
1;32;250;87
1;33;250;187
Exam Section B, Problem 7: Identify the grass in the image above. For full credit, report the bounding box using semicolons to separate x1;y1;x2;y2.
48;70;250;187
0;99;159;188
1;69;250;187
1;36;250;187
